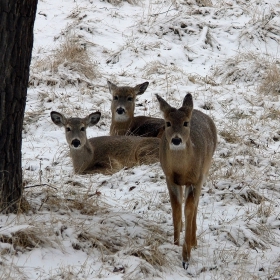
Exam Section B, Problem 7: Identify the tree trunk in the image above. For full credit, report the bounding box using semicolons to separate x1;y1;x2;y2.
0;0;38;213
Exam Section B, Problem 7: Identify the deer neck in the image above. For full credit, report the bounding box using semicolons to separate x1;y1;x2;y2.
69;141;94;173
110;117;133;135
165;138;195;174
171;139;194;157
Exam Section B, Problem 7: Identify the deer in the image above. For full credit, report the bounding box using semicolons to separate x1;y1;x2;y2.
108;81;165;138
50;111;160;175
155;93;217;270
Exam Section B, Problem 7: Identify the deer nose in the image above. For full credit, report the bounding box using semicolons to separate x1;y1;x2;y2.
116;107;125;115
171;137;182;146
71;139;81;148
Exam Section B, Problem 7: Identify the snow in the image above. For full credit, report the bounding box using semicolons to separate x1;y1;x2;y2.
1;0;280;279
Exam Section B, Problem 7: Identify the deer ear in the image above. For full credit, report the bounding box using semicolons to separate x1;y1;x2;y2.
180;93;193;118
87;112;101;126
182;93;193;109
135;82;149;95
107;81;117;94
155;94;172;115
51;111;66;127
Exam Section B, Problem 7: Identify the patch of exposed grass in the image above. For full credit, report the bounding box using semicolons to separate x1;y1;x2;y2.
211;52;280;89
29;34;99;87
76;231;121;254
260;106;280;120
0;226;53;253
126;226;170;267
240;189;264;205
28;186;105;215
219;130;240;144
194;0;213;7
239;4;280;45
258;62;280;96
105;0;142;6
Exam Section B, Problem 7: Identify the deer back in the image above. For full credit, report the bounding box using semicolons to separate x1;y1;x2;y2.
127;116;165;137
87;136;160;174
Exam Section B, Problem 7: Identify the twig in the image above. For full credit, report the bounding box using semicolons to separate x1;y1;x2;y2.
150;6;176;17
38;11;47;17
24;184;58;190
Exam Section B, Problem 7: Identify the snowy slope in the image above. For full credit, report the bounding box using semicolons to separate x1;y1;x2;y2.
1;0;280;279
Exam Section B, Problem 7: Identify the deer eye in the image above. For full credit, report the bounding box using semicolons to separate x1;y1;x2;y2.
66;127;71;132
80;127;85;131
114;96;118;100
127;96;133;101
183;122;189;127
166;122;171;127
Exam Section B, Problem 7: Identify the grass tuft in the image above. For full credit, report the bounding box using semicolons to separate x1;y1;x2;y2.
258;62;280;96
219;130;240;144
29;34;99;87
211;52;280;90
0;226;52;253
105;0;143;6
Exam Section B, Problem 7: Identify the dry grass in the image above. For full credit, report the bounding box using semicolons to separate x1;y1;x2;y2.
219;130;240;144
126;226;170;267
195;0;213;7
54;38;96;78
260;106;280;120
211;52;264;84
210;52;280;93
23;111;43;126
182;0;212;6
105;0;142;6
188;73;218;86
25;184;106;216
240;189;264;205
0;226;53;254
42;194;103;215
142;60;217;87
17;182;173;269
239;4;280;45
76;231;122;254
0;263;28;280
258;62;280;96
29;34;99;87
70;216;172;273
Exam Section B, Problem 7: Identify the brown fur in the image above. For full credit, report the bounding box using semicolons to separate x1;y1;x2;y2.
51;111;160;175
108;81;165;137
156;94;217;269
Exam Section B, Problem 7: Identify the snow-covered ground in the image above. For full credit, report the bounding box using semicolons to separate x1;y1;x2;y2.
1;0;280;279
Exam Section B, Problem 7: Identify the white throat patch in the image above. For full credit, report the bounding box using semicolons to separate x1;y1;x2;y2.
114;114;129;122
169;142;186;150
70;144;82;150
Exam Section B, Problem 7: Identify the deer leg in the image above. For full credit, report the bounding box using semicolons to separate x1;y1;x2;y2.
182;184;201;269
166;179;183;246
192;181;202;248
191;206;198;247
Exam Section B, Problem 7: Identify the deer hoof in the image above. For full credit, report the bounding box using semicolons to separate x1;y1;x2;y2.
182;261;189;270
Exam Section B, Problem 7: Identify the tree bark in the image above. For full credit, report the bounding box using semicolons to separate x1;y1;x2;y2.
0;0;38;213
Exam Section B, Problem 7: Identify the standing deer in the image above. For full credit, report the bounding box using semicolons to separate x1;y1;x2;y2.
155;94;217;269
108;81;164;137
50;111;160;175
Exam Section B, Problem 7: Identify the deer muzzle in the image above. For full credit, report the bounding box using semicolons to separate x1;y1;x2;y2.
171;137;182;146
116;107;125;115
71;139;81;148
